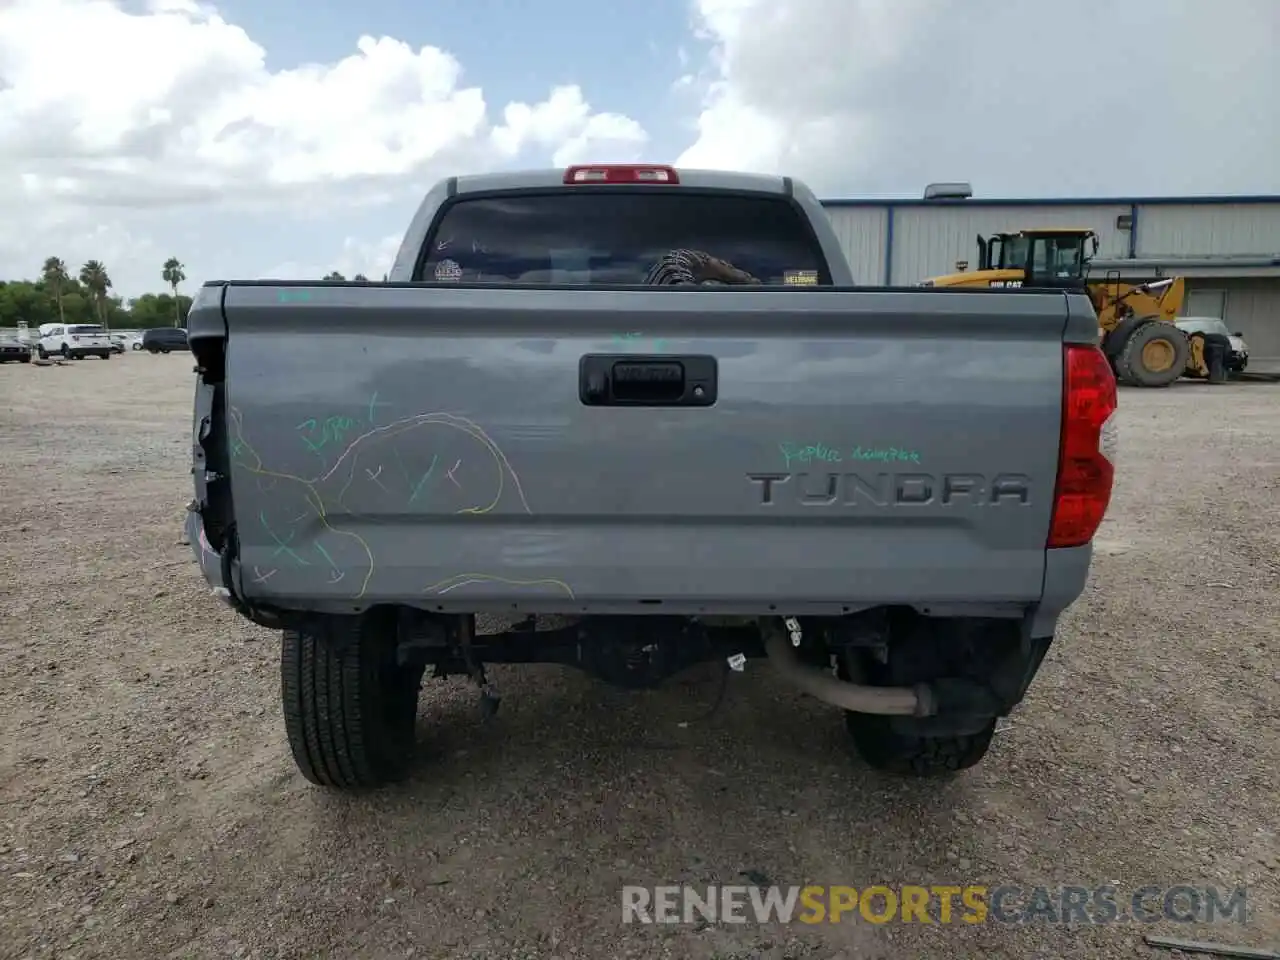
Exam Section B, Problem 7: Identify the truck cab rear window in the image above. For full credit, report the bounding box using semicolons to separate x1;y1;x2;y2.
416;192;830;285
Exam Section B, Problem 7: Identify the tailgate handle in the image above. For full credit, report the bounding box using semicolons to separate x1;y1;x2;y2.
579;354;717;407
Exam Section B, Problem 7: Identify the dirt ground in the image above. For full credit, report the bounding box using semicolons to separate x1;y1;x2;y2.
1;353;1277;960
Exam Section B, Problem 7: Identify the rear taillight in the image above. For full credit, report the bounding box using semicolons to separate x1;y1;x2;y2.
1048;344;1117;548
563;164;679;185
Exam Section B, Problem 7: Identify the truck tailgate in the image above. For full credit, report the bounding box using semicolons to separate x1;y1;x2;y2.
214;285;1075;614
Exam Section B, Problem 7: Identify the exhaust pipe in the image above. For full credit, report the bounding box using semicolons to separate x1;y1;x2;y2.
761;618;935;717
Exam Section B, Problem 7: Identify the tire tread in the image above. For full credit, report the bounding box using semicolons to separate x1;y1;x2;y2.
281;616;417;789
847;715;996;776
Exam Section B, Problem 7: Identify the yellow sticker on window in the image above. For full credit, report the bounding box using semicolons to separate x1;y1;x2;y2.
784;270;818;285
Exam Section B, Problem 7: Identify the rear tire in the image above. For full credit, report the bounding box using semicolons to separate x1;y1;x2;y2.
1102;315;1145;383
845;715;995;775
1119;321;1188;387
281;612;425;789
838;614;1014;776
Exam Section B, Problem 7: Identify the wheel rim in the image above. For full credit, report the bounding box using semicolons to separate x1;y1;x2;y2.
1141;338;1175;372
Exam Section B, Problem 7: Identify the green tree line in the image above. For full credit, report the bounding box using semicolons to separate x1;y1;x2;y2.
0;256;189;330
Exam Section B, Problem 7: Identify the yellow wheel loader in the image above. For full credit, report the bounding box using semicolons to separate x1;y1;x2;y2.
922;229;1214;387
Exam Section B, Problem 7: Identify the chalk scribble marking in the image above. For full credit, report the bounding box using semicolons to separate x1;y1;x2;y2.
613;332;667;352
297;416;360;453
778;441;923;468
446;458;463;489
408;454;439;504
312;541;338;570
295;419;320;451
423;573;576;600
311;541;346;585
366;392;391;426
260;511;310;565
328;413;528;516
252;566;277;584
392;447;413;488
365;465;389;492
229;406;538;599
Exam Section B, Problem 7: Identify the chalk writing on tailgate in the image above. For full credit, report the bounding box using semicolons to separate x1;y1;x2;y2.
214;284;1073;615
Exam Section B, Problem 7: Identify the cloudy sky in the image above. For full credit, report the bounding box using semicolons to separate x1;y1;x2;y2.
1;0;1277;297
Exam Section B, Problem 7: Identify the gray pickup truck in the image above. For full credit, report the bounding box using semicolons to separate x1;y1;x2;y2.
185;164;1118;790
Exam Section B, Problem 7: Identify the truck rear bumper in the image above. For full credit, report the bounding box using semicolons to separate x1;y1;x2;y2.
189;507;1093;642
228;522;1087;624
187;511;227;592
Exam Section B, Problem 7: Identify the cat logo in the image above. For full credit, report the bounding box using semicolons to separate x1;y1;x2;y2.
990;280;1023;288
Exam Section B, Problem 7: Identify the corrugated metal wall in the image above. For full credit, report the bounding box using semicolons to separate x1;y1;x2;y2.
825;206;887;285
1186;279;1280;360
1138;205;1280;257
824;199;1280;284
887;205;1131;284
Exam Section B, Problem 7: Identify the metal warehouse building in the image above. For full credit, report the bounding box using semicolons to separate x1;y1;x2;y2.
820;193;1280;364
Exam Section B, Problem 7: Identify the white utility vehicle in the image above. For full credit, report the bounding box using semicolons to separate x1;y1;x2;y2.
36;323;113;360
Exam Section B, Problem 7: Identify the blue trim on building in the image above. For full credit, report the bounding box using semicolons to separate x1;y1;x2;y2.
1128;203;1138;259
821;194;1280;209
883;205;895;285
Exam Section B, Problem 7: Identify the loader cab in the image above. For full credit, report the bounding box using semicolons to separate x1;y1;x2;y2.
977;229;1098;289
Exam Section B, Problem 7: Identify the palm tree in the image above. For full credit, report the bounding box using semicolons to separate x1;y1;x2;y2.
78;260;112;331
162;257;186;327
353;273;368;282
323;271;345;281
42;257;69;323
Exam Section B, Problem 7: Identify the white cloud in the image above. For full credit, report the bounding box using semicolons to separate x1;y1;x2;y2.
262;234;403;283
678;0;1280;198
0;0;646;295
6;0;1277;303
489;86;647;168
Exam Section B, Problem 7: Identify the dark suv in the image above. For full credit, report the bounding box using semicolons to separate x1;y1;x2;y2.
142;327;189;354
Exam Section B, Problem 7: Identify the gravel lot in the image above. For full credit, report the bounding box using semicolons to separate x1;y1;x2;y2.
1;354;1277;960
